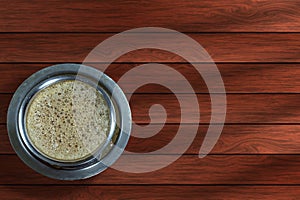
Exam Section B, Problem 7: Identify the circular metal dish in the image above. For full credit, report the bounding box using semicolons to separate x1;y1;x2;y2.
7;63;131;180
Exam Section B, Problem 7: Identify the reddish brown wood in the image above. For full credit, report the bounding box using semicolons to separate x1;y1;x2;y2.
2;155;300;184
3;124;300;155
1;34;300;62
2;93;300;124
129;94;300;124
1;0;300;32
0;126;13;154
2;0;300;198
0;95;10;124
1;63;300;93
0;186;299;199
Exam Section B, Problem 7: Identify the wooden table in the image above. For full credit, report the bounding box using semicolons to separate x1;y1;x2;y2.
1;0;300;199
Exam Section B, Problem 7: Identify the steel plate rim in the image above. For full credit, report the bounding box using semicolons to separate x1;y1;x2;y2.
7;63;132;180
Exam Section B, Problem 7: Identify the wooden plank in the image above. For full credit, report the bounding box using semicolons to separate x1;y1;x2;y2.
2;94;300;124
1;34;300;62
1;0;300;32
0;186;299;199
3;124;300;155
0;125;13;154
0;94;10;124
2;155;300;184
1;63;300;93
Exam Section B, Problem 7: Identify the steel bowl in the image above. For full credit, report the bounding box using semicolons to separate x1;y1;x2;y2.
7;63;131;180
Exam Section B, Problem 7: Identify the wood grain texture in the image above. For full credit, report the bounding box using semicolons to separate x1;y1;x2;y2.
2;0;300;198
129;94;300;124
0;186;299;200
1;63;300;93
1;0;300;32
2;155;300;184
3;125;300;155
2;94;300;124
1;34;300;62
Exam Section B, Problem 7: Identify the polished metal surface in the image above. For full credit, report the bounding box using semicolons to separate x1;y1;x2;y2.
7;63;131;180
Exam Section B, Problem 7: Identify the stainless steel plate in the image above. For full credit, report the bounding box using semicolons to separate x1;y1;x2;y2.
7;63;131;180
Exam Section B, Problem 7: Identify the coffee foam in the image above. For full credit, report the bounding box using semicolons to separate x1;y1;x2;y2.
26;80;110;161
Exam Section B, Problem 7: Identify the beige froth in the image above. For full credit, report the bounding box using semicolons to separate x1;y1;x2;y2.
26;80;110;161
